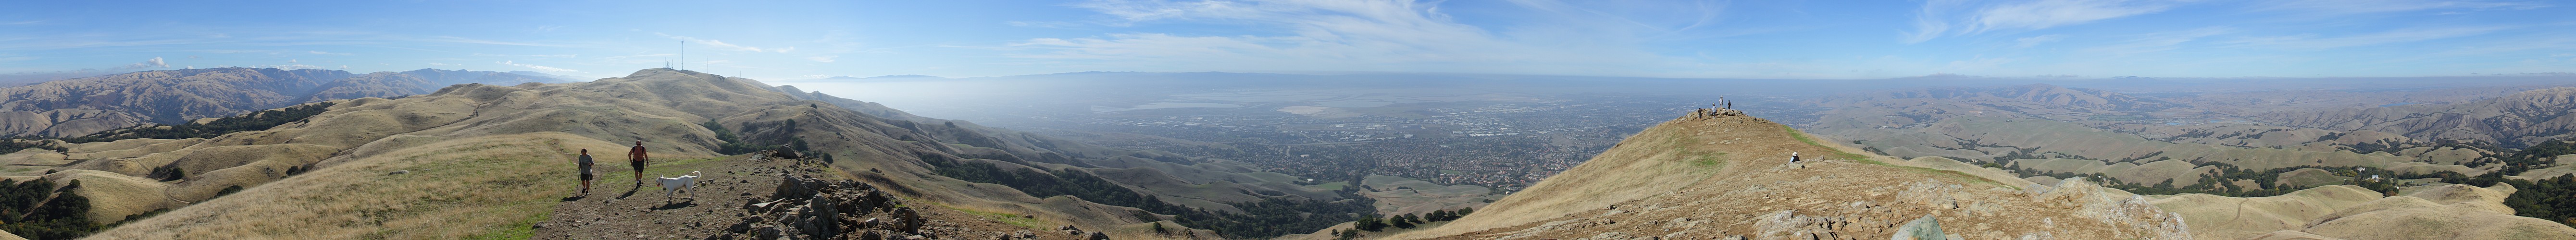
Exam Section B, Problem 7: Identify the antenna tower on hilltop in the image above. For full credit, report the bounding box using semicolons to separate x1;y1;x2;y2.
679;40;687;71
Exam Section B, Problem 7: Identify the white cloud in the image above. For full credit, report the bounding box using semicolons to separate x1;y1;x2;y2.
288;59;298;63
658;33;793;53
2015;34;2066;48
1008;21;1088;28
498;60;585;73
1904;0;2181;43
114;57;169;69
807;56;838;62
1014;0;1672;75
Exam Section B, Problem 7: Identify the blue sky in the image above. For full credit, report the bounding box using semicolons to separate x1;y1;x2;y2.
2;0;2569;80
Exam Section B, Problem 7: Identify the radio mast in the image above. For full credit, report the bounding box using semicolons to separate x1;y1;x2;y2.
679;40;687;70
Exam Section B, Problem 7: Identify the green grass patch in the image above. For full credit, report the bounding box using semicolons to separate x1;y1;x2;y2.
1783;126;1874;165
464;205;551;240
1648;127;1732;171
946;204;1045;231
1691;153;1730;167
1309;182;1350;191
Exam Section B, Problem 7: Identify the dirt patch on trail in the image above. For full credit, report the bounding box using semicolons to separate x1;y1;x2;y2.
533;153;1076;240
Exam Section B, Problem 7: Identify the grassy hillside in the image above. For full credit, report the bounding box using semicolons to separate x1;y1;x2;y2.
1395;112;2195;239
89;132;621;239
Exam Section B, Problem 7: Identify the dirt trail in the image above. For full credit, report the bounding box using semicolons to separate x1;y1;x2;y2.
532;153;1078;240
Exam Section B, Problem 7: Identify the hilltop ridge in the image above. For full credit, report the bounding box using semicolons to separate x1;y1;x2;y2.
1394;109;2190;239
1388;109;2576;240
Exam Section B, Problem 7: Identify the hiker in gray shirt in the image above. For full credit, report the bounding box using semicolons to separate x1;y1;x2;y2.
578;149;595;195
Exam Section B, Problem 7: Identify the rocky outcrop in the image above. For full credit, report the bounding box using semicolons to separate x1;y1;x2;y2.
711;175;1035;240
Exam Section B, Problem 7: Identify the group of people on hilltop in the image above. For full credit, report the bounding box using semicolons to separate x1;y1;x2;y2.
1687;96;1743;120
572;141;652;195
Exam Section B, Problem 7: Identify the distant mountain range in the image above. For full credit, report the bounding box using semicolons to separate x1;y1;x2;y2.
2255;87;2576;148
0;68;573;137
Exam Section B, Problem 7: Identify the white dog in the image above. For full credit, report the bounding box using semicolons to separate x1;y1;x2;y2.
656;171;702;200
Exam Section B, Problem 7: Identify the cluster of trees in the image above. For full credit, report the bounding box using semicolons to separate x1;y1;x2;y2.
1984;155;2410;197
0;140;58;155
3;103;338;153
2479;174;2576;227
0;179;101;240
2458;138;2576;227
2485;138;2574;175
1339;207;1475;239
928;158;1376;238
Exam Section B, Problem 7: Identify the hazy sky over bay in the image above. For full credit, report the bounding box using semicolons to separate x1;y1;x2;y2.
2;0;2569;80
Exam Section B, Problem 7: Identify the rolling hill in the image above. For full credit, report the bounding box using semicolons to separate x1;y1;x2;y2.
1384;111;2575;240
2254;87;2576;148
0;68;1357;239
0;68;569;137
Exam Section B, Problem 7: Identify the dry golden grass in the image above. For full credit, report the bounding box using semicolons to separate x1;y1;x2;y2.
1394;116;1802;239
1395;113;2210;240
87;132;639;240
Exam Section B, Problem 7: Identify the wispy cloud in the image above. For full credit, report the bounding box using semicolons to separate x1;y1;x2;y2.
1016;0;1670;75
2015;34;2066;48
2223;26;2514;49
308;50;352;55
657;33;793;53
113;57;168;69
2252;0;2549;15
1904;0;2183;43
498;60;583;73
472;53;576;58
431;36;558;47
806;56;838;62
2082;26;2230;55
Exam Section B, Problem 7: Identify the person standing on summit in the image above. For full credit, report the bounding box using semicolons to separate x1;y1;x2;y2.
577;149;595;194
630;141;649;183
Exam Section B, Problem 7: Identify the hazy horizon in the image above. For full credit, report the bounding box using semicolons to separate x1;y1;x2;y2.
6;0;2571;81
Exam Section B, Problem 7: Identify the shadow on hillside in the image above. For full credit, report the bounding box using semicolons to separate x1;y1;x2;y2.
617;184;640;199
653;200;696;210
560;195;585;202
